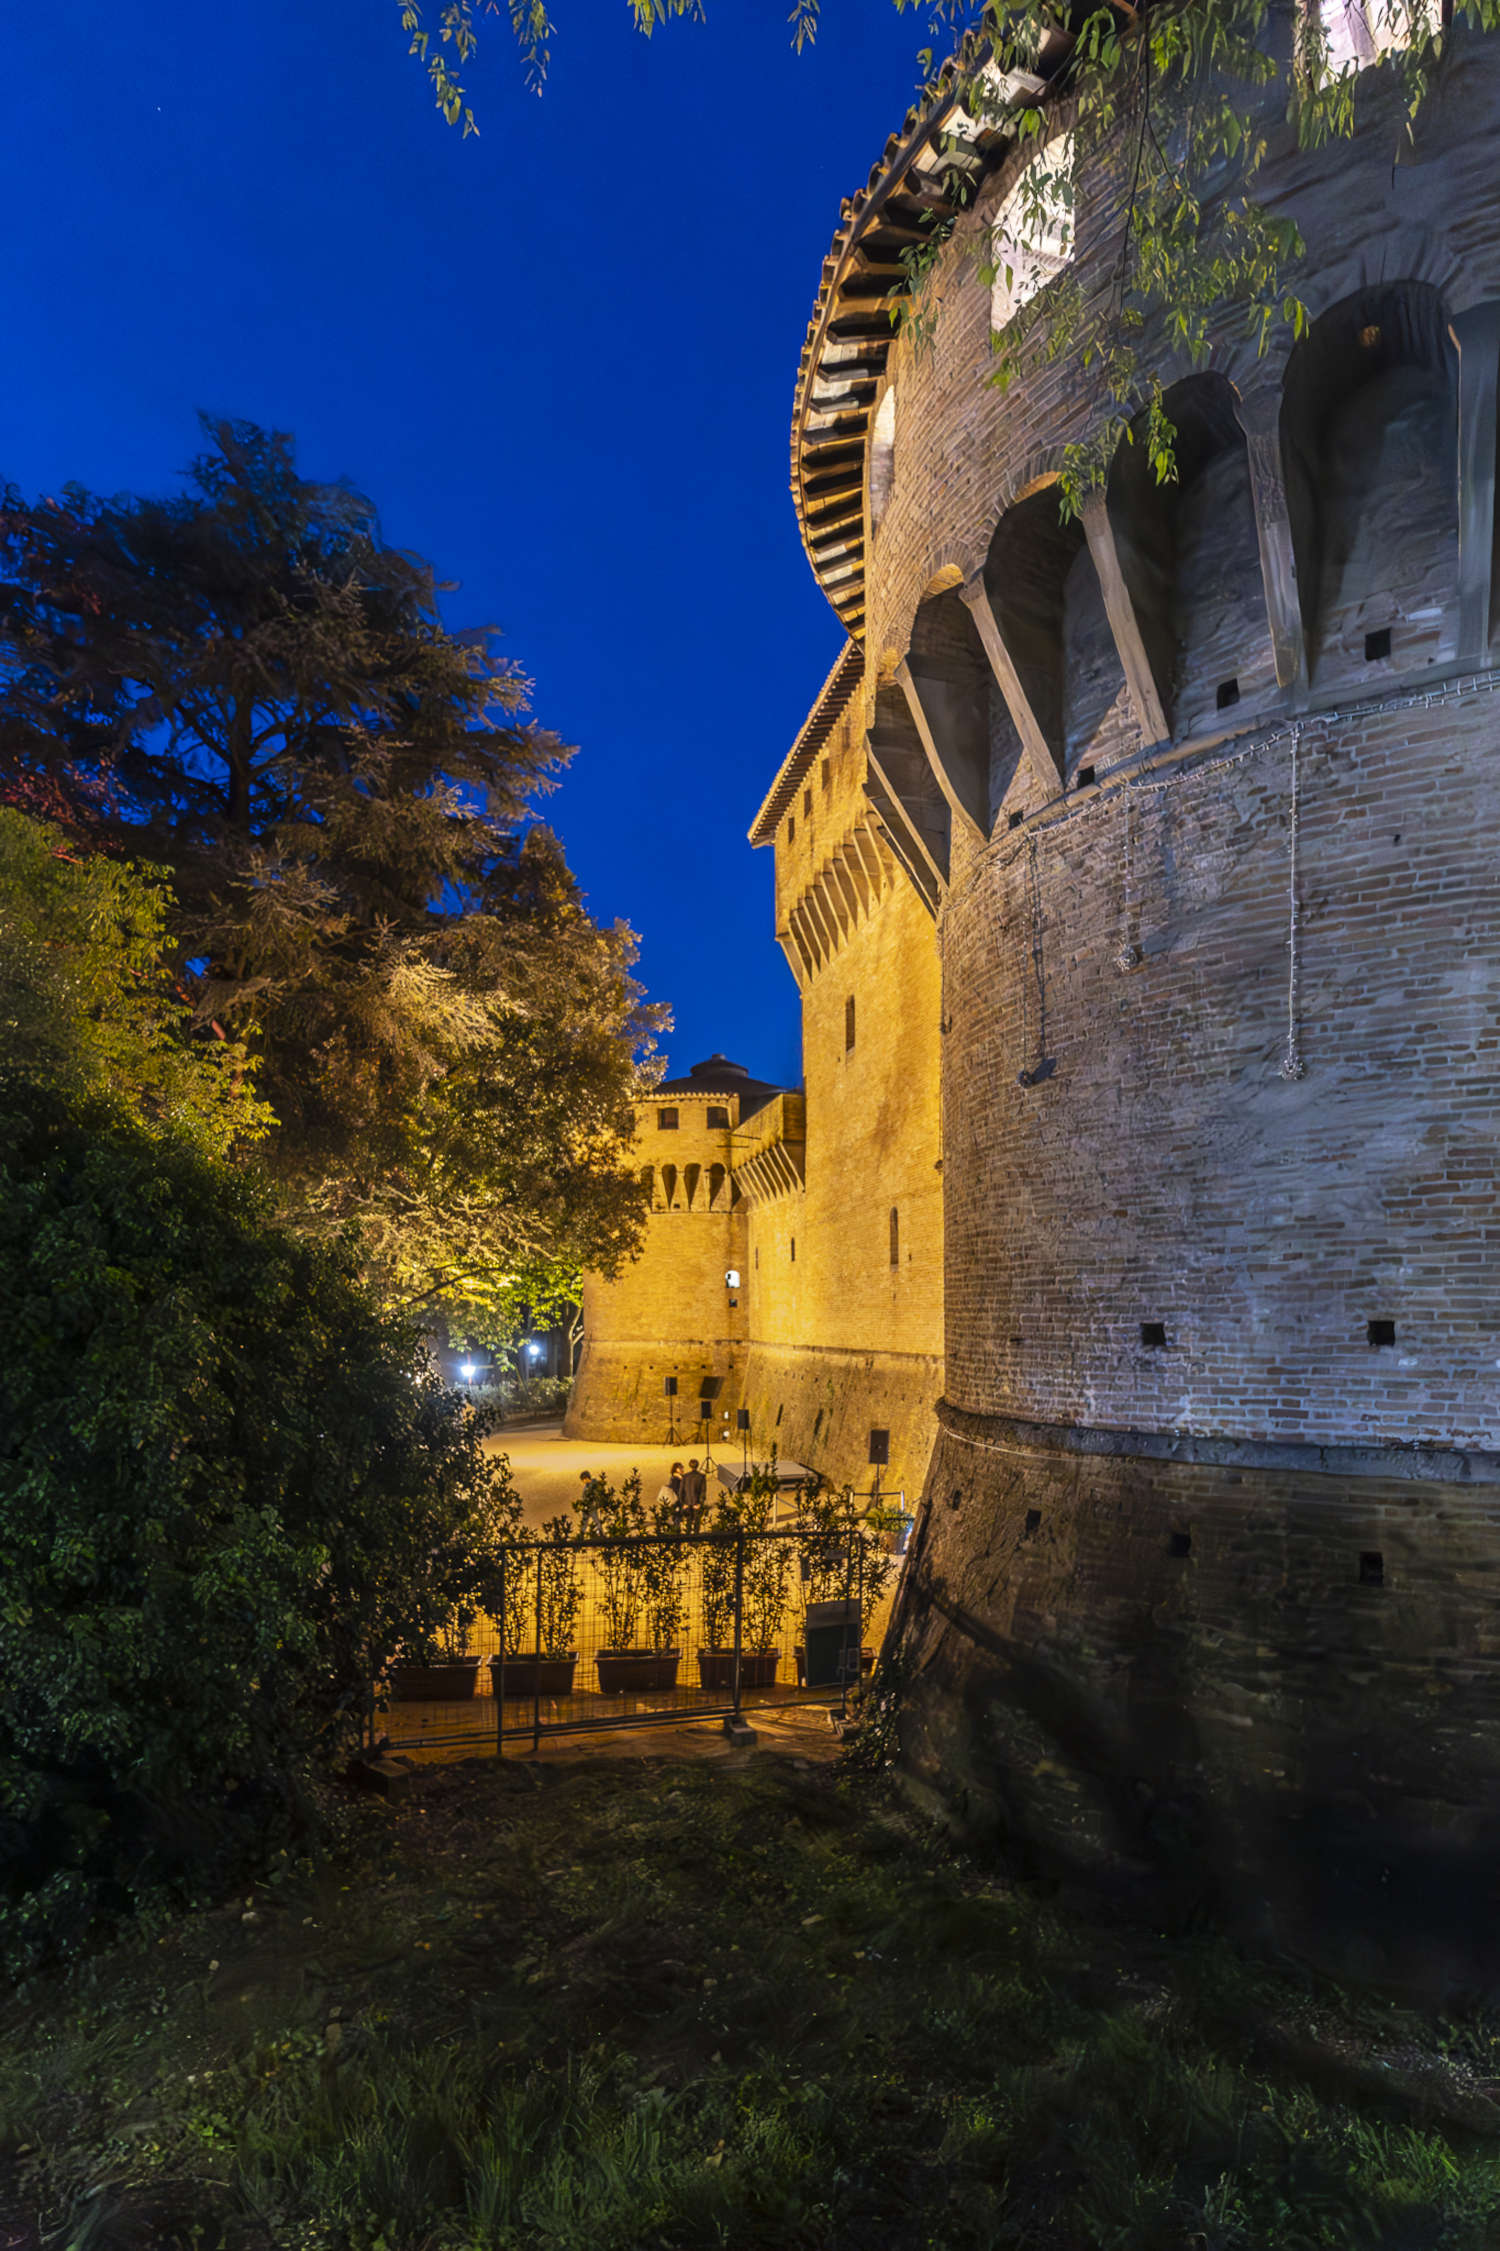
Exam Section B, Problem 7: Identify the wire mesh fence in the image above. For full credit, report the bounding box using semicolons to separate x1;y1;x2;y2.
371;1524;899;1754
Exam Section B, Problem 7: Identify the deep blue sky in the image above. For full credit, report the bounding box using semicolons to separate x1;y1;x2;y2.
2;0;927;1090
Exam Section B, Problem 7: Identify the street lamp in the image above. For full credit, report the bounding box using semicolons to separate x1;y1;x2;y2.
459;1360;477;1387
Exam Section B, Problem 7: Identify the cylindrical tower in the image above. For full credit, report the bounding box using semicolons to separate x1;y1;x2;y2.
790;17;1500;1979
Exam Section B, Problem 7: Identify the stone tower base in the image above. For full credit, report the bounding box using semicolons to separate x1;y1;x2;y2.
894;1405;1500;2000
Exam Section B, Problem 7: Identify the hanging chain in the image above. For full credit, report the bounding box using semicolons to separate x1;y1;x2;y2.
1278;724;1305;1083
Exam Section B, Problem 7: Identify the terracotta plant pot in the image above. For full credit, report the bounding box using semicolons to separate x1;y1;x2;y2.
697;1648;781;1691
490;1653;578;1700
596;1649;682;1694
388;1656;481;1702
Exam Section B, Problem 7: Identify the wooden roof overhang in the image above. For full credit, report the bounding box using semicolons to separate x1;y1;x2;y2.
789;29;1076;640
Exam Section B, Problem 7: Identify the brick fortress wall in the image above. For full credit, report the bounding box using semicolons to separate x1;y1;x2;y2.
838;23;1500;1981
740;691;944;1498
563;1085;749;1444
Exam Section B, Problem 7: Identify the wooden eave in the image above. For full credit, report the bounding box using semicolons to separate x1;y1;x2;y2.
788;27;1075;638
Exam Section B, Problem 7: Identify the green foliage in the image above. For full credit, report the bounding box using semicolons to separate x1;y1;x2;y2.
9;1755;1500;2248
0;806;268;1159
503;1515;583;1657
796;1477;896;1617
0;418;664;1344
641;1500;688;1654
901;0;1500;517
702;1470;792;1651
593;1473;647;1651
0;1089;519;1975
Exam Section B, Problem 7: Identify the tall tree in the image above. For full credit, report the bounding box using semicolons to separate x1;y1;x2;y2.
0;420;661;1339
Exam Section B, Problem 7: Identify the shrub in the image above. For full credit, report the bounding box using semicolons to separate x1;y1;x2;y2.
701;1472;790;1653
0;1091;518;1974
593;1475;646;1651
502;1515;582;1657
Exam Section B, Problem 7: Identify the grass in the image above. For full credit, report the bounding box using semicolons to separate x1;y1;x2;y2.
3;1734;1500;2249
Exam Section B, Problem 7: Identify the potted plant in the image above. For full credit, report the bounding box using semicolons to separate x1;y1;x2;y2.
491;1513;582;1700
386;1441;523;1701
697;1473;788;1690
792;1478;894;1690
595;1476;682;1693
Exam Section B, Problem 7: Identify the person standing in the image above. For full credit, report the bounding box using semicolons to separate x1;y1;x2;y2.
656;1462;685;1520
577;1470;605;1540
680;1457;707;1532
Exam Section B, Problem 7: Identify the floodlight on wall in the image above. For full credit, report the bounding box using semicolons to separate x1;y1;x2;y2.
725;1268;741;1288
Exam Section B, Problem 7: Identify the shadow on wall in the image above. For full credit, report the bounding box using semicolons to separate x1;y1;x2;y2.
896;1521;1500;2006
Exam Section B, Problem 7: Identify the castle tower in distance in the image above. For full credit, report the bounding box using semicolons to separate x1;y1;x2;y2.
578;4;1500;1977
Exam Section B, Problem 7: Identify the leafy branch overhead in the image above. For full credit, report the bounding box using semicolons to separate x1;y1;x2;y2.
410;1;1499;518
897;0;1500;514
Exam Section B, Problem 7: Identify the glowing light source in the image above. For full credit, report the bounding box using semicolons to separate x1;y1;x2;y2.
460;1361;477;1384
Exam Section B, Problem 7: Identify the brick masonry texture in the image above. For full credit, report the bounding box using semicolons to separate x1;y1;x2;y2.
842;19;1500;1978
568;692;946;1498
565;1099;748;1445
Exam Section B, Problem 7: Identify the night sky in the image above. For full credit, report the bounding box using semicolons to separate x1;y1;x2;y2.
2;0;928;1091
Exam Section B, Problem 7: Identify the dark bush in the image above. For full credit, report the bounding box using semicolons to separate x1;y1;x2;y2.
0;1091;517;1974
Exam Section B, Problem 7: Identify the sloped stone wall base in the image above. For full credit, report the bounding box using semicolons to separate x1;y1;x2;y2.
894;1406;1500;2000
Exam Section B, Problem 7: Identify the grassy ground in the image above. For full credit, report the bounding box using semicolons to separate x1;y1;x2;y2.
4;1723;1500;2251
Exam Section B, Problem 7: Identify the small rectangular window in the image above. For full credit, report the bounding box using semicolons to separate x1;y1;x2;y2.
787;816;795;844
1023;1508;1042;1537
1140;1321;1167;1349
845;994;856;1052
1008;808;1025;830
1216;677;1240;711
1169;1529;1192;1559
1367;1318;1396;1349
1360;1550;1384;1587
1075;765;1096;789
1365;627;1392;662
821;756;831;791
706;1105;729;1129
803;787;813;817
657;1107;679;1130
790;1236;796;1262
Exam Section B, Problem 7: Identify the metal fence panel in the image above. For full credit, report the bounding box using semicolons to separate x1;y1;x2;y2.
372;1527;886;1755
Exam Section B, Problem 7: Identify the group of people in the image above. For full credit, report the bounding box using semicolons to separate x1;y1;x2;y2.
656;1458;709;1533
574;1458;709;1539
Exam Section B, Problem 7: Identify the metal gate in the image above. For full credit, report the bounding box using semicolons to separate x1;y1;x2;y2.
371;1523;891;1756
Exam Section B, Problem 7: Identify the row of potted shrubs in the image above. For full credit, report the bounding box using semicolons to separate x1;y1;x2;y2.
386;1468;898;1704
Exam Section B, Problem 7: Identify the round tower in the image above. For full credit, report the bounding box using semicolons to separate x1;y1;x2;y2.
791;20;1500;1979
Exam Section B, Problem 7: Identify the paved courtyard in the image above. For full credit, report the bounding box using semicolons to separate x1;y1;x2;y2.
486;1418;729;1529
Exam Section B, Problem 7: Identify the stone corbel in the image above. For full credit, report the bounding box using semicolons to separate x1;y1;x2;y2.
1234;394;1308;696
1453;302;1500;665
1081;497;1171;749
895;660;987;843
958;575;1064;801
